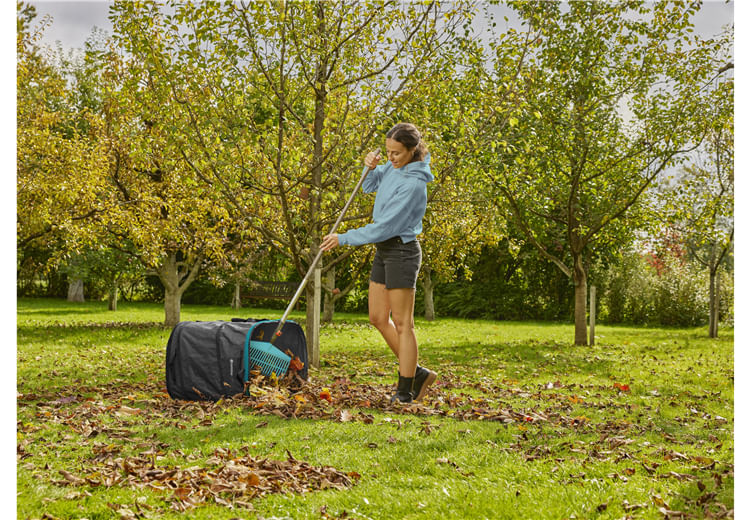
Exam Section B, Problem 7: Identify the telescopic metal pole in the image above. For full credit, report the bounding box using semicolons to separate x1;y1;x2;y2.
270;151;381;343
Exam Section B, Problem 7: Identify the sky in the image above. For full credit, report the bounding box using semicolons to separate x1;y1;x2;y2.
33;0;114;52
31;0;734;53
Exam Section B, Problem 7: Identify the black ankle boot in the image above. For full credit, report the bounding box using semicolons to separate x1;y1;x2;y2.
390;375;414;404
413;365;437;401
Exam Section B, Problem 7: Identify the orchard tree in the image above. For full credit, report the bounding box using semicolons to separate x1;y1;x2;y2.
92;33;246;327
321;244;374;322
656;49;733;337
17;3;109;287
419;199;501;321
57;245;145;309
475;1;725;344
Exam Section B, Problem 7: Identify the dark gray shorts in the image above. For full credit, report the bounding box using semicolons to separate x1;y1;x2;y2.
370;237;422;290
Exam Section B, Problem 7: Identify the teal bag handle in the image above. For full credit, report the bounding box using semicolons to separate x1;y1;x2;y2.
243;320;274;383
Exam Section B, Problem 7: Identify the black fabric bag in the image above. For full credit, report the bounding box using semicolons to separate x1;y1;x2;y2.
165;318;307;401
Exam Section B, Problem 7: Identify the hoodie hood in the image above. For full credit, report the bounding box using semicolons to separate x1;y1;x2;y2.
398;152;434;183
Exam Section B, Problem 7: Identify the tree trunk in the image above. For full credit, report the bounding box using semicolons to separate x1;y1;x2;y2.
573;254;588;346
306;5;326;369
323;264;335;323
305;283;314;361
164;286;181;329
709;267;719;338
305;278;321;369
713;270;721;337
157;253;202;328
589;285;596;346
313;267;321;367
67;278;85;303
422;265;435;321
108;283;118;311
715;270;721;335
232;280;242;310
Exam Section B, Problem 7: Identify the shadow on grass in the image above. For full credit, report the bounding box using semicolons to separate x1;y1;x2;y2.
421;339;617;380
154;414;309;452
591;323;734;345
17;322;168;342
18;307;107;318
320;334;623;383
17;324;168;396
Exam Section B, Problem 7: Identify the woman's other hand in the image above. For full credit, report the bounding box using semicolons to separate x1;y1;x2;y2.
320;234;340;251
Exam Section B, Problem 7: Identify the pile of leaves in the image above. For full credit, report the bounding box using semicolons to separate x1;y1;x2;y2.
53;444;358;514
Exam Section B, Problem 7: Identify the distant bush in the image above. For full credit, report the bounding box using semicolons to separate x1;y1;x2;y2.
182;278;234;306
340;285;369;313
18;241;731;328
652;255;709;326
719;268;734;327
598;251;655;324
430;245;575;322
598;249;731;327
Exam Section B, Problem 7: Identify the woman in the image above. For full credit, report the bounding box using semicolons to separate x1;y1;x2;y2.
320;123;437;404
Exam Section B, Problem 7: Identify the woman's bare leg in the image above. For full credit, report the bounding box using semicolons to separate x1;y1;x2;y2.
368;281;399;358
388;287;417;378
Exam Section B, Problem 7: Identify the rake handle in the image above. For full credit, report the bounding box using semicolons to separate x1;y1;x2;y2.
270;151;381;343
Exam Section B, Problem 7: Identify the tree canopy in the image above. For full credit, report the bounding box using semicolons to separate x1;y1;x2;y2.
17;0;733;340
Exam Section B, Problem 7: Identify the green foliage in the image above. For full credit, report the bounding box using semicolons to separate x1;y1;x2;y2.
597;250;653;325
140;275;166;303
17;2;109;263
652;256;709;327
433;243;574;321
647;54;733;337
718;268;734;326
57;246;146;300
337;285;367;313
181;278;234;307
17;254;68;299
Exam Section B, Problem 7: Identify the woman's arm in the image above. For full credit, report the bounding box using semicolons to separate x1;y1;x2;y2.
362;151;386;193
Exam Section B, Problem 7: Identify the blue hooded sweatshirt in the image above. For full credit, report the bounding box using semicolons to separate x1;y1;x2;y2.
338;154;434;246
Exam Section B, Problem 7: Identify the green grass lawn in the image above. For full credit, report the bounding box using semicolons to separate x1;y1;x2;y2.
17;298;734;519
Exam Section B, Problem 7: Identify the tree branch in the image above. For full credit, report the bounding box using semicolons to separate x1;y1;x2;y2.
328;1;436;91
493;181;572;278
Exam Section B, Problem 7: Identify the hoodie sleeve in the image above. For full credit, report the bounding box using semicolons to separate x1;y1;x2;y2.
338;181;425;246
361;163;387;194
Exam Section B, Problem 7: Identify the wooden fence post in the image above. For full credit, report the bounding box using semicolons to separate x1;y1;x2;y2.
589;285;596;346
311;266;321;368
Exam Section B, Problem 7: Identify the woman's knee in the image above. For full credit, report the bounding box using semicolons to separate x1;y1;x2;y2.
369;313;389;330
391;315;415;334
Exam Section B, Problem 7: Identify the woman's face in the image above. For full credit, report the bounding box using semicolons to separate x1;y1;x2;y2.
385;138;414;169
